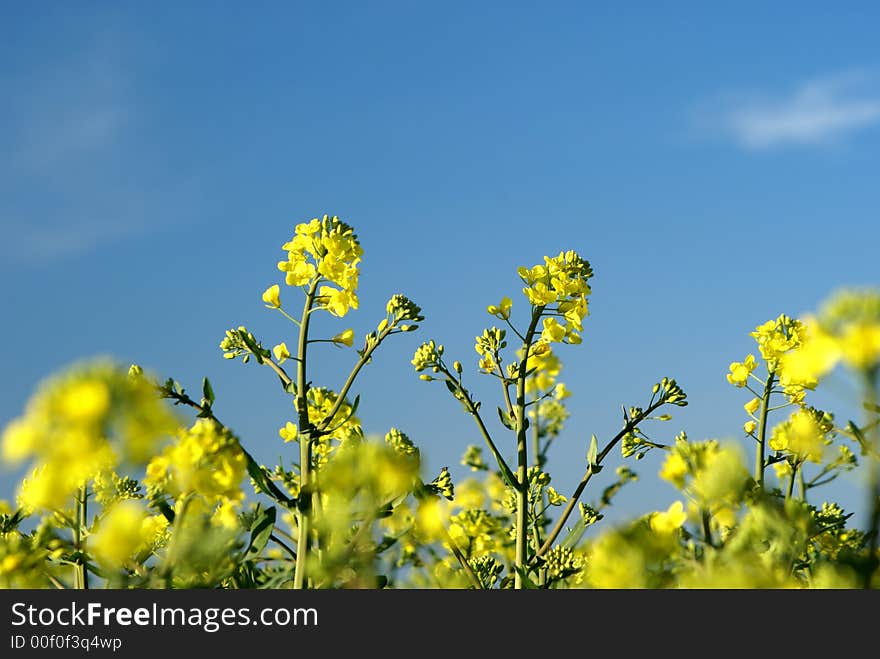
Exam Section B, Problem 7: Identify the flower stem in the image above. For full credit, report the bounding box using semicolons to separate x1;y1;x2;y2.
513;308;543;589
293;279;320;590
72;486;89;590
755;373;776;488
786;463;798;500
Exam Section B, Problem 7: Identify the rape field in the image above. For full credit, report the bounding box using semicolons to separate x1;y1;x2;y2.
2;215;878;589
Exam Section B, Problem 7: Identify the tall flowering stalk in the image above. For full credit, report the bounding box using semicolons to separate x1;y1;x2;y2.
222;215;423;588
415;251;687;588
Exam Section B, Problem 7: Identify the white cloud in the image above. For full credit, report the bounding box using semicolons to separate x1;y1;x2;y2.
0;32;154;266
0;215;148;265
703;73;880;150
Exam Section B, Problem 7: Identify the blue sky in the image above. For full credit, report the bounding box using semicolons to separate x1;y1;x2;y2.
2;2;879;529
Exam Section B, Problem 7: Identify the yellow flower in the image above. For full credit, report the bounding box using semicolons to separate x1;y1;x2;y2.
587;532;647;588
319;285;359;317
541;317;566;343
139;514;169;548
59;380;110;423
838;322;880;370
546;486;567;506
331;329;355;347
659;452;688;488
273;342;290;364
453;479;486;510
88;501;147;568
262;284;281;308
277;253;317;287
743;420;757;435
144;419;246;504
211;500;241;530
726;354;757;387
279;422;298;443
750;314;807;365
690;444;748;505
650;501;687;535
744;397;761;416
486;297;512;320
770;409;825;464
524;282;557;306
779;319;839;387
415;498;449;543
1;419;39;463
773;460;792;481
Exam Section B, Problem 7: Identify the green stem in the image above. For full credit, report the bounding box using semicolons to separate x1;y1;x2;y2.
276;307;302;327
73;487;86;589
701;509;713;548
269;534;298;560
531;404;546;554
798;468;807;502
755;373;776;489
443;530;484;590
532;405;542;470
466;397;517;486
318;324;393;432
786;463;798;500
293;279;320;590
513;308;543;589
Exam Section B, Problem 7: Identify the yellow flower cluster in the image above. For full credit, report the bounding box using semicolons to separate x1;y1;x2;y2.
87;500;169;569
145;419;246;506
276;215;363;317
751;314;808;367
317;440;419;546
524;346;562;393
474;327;507;373
518;251;593;344
729;314;818;401
1;362;178;513
782;289;880;383
768;407;830;464
304;387;362;465
276;387;362;458
448;509;502;559
660;439;748;507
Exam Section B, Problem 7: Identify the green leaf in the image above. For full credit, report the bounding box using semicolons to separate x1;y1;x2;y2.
847;421;869;456
497;464;517;489
587;434;598;468
244;452;293;506
561;517;591;549
155;498;176;523
246;506;277;556
497;406;514;430
202;377;215;406
444;379;458;396
513;565;541;589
